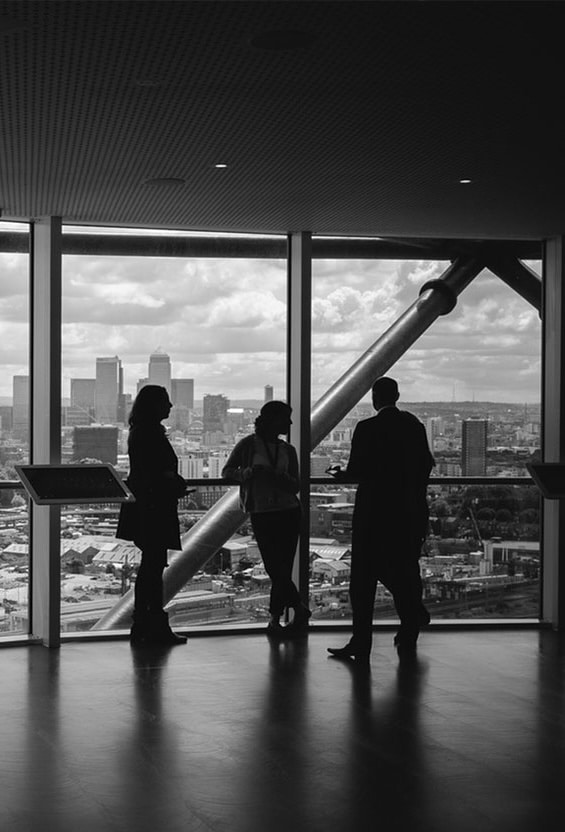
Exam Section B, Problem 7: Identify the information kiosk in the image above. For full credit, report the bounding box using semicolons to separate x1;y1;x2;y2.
15;463;134;505
526;463;565;500
15;464;134;648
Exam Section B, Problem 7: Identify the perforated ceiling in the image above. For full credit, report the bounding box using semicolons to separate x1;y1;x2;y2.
0;0;564;240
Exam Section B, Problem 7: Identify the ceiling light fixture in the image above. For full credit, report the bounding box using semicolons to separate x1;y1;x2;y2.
249;29;316;51
214;163;228;169
142;177;186;187
459;179;472;184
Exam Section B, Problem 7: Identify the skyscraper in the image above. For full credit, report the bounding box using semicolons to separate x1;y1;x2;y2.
95;356;123;424
264;384;273;403
203;394;229;434
12;375;29;439
170;378;194;431
68;378;96;426
148;350;171;394
462;419;488;476
171;378;194;410
425;416;444;452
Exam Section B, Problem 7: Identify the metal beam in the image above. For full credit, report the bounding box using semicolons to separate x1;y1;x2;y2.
485;255;542;315
30;218;63;647
0;229;543;261
93;255;485;630
311;256;485;445
541;238;565;629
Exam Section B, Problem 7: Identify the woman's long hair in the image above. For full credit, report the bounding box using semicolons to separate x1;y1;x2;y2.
254;400;291;438
128;384;169;428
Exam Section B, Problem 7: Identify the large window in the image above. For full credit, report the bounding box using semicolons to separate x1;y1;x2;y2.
0;224;545;641
60;228;287;632
310;250;542;621
0;222;29;636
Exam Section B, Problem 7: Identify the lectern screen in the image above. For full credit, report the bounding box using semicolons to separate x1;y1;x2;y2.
526;463;565;499
15;464;134;505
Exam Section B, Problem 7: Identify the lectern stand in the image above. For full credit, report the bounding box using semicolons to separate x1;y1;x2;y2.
15;464;134;647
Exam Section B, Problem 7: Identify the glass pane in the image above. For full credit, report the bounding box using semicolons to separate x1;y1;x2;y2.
61;228;286;632
312;256;541;475
311;250;542;621
308;482;540;623
0;222;30;637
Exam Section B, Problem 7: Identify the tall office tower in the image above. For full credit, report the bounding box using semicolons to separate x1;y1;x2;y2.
461;419;488;476
425;416;444;452
170;378;194;431
171;378;194;410
0;406;12;434
203;394;229;434
148;349;171;395
73;425;119;464
68;378;96;426
95;356;123;424
12;375;29;439
264;384;273;403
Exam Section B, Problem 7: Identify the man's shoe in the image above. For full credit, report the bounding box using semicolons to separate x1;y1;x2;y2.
327;644;369;662
394;629;418;648
394;607;430;647
284;606;312;637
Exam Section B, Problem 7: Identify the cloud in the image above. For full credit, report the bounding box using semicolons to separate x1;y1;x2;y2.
0;243;542;403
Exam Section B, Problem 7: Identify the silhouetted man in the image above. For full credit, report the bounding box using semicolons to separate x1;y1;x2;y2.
328;377;435;662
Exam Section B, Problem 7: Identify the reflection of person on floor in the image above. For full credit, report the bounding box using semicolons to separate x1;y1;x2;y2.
116;384;187;646
328;377;435;663
222;401;311;637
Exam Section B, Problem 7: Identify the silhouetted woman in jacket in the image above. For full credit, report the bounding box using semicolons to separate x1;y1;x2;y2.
222;400;311;636
116;385;187;646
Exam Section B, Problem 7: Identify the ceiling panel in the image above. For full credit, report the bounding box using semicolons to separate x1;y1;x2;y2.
0;1;564;239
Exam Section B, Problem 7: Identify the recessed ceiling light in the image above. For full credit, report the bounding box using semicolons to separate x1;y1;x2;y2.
249;29;316;51
213;163;228;169
142;177;186;187
134;79;164;89
459;179;472;184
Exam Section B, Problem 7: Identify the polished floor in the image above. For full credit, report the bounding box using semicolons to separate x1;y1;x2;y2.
1;627;564;832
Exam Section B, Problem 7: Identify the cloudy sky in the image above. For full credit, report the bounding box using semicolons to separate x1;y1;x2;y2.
0;223;541;404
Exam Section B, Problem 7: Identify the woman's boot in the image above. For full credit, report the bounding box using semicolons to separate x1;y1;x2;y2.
285;604;312;636
146;610;187;646
130;610;151;645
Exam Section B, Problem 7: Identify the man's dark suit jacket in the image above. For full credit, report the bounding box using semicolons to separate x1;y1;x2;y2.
345;406;435;550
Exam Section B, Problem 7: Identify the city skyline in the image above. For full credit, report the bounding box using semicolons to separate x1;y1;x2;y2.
0;234;542;403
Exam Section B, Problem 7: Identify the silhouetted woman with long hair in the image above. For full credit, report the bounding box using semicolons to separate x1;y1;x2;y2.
116;384;187;646
222;400;311;636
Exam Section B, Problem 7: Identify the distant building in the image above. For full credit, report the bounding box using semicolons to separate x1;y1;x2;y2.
203;394;229;434
264;385;273;403
170;378;194;430
179;456;204;479
0;405;13;433
73;425;119;464
208;454;229;478
426;416;444;451
311;559;351;584
148;350;171;395
68;378;96;426
462;419;488;476
95;356;124;424
12;375;29;439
